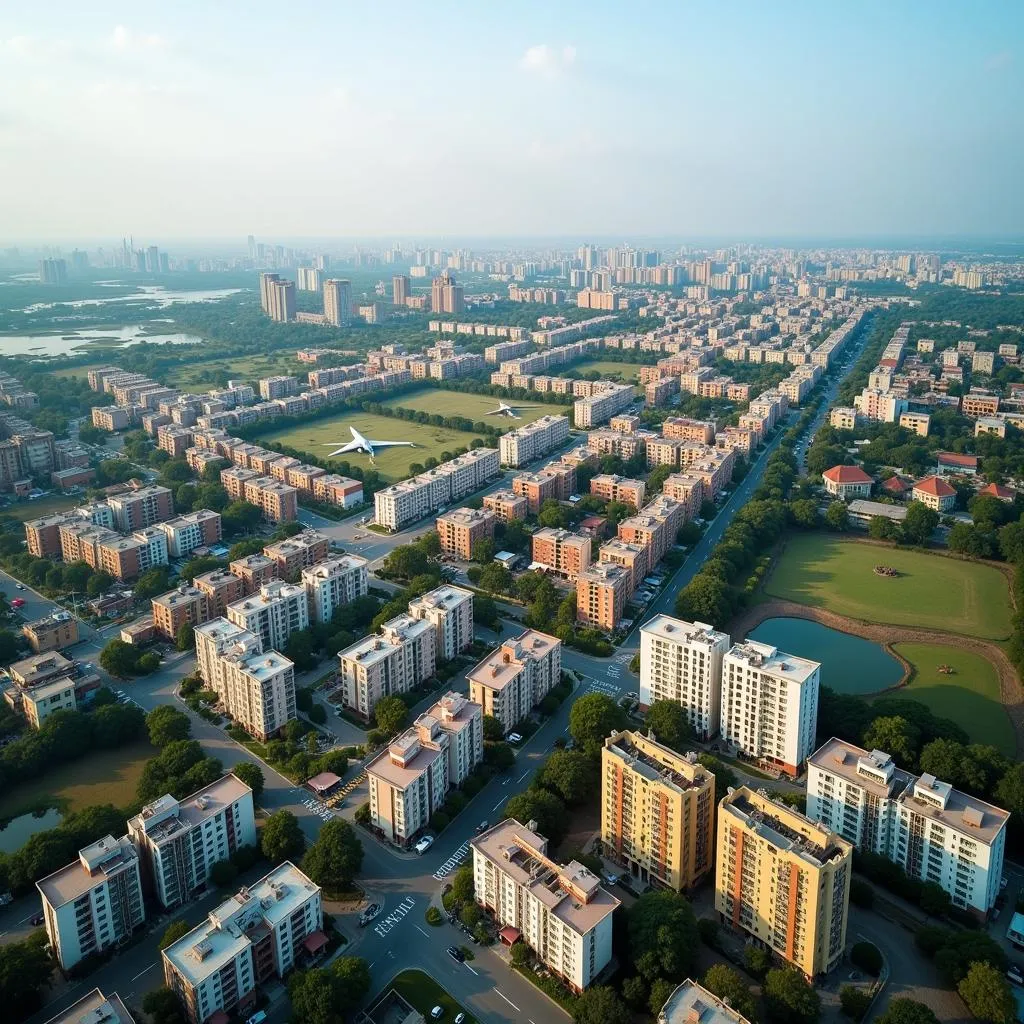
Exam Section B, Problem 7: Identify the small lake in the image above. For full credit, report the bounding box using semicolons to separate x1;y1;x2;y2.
0;325;205;358
18;284;243;312
747;617;904;695
0;806;63;853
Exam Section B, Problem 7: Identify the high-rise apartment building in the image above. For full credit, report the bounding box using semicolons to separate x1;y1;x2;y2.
498;415;570;467
715;787;851;977
431;270;464;314
720;640;820;776
39;257;68;285
576;562;631;631
263;530;330;578
656;980;754;1024
162;863;322;1024
392;275;411;306
127;775;256;910
436;506;496;559
407;585;474;661
157;509;222;558
806;738;1007;919
472;819;619;992
366;693;483;845
601;730;715;891
38;835;146;971
482;489;529;522
44;989;136;1024
259;272;296;322
151;584;210;640
323;279;353;326
468;631;561;732
226;580;309;652
531;527;591;580
640;616;731;739
108;485;174;531
300;554;368;623
574;384;634;428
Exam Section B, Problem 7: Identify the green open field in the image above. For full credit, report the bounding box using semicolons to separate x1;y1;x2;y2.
381;386;572;426
164;352;307;391
765;536;1013;640
1;493;80;522
888;643;1014;754
255;410;480;483
0;740;157;820
572;358;651;381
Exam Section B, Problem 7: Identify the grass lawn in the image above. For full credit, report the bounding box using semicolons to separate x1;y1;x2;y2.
888;643;1015;754
50;362;113;380
255;410;480;483
572;358;651;381
381;386;572;427
387;969;477;1024
0;740;157;820
164;352;307;391
1;493;81;522
765;535;1012;640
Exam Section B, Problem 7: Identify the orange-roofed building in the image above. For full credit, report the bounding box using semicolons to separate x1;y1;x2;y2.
821;465;873;501
912;475;957;512
978;482;1016;503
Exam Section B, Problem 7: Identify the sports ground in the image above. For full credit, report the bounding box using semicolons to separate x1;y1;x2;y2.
381;386;572;425
765;535;1013;640
254;410;480;483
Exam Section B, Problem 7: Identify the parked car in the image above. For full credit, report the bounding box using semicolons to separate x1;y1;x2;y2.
246;1013;267;1024
507;732;523;745
1008;964;1023;986
446;945;465;962
0;891;12;906
603;872;619;887
30;913;44;926
414;835;435;855
431;1007;444;1020
359;903;382;926
14;584;25;591
475;820;489;833
455;1015;466;1024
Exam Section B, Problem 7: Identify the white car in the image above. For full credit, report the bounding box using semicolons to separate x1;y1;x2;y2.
414;835;435;854
507;732;523;744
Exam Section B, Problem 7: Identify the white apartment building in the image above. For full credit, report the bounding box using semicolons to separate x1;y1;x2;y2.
338;614;436;719
162;863;322;1024
807;737;1007;918
366;693;482;845
471;819;619;992
656;980;754;1024
639;616;731;740
407;584;474;661
127;775;257;910
720;640;820;777
43;989;137;1024
38;835;146;971
853;387;909;423
194;618;296;740
300;554;369;623
498;414;571;467
467;631;561;732
157;509;222;559
574;383;634;428
226;580;309;652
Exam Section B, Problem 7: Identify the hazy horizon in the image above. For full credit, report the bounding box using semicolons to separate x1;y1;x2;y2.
2;0;1022;241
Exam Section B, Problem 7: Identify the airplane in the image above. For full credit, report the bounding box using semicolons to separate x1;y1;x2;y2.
486;401;539;419
322;426;417;461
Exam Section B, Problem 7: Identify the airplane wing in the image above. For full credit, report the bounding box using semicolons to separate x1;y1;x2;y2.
368;440;416;449
485;407;506;415
322;441;360;456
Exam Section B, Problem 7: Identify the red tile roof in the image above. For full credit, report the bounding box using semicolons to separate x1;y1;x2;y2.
913;475;956;497
822;465;873;484
936;451;978;468
881;475;912;494
980;482;1016;501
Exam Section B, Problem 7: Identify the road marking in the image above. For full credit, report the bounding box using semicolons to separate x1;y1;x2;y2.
491;798;504;811
130;963;158;981
517;771;528;782
494;990;520;1011
368;961;376;969
374;896;416;937
415;925;429;937
464;964;478;975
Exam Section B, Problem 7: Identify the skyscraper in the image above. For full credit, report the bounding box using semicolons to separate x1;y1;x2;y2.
392;274;411;306
323;278;353;326
260;272;296;322
38;258;68;285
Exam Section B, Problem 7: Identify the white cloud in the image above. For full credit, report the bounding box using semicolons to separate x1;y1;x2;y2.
520;43;577;76
110;25;165;52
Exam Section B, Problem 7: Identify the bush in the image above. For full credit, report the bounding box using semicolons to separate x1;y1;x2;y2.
745;944;773;980
851;942;882;976
840;986;872;1022
354;802;371;825
425;906;442;926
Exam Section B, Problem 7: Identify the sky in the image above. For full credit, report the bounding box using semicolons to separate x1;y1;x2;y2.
2;1;1023;244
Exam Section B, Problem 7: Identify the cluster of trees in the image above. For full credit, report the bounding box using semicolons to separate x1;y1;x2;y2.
0;543;116;605
288;955;372;1024
231;717;353;785
282;594;382;672
99;637;162;677
0;931;53;1020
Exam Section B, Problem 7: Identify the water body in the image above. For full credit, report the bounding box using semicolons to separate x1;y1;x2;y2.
0;325;204;358
747;616;903;695
0;806;63;854
18;284;243;313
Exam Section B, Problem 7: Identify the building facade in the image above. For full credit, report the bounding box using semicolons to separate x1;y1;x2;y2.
467;631;561;732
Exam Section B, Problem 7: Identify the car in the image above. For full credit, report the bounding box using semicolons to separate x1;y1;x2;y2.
359;903;382;926
0;891;12;906
246;1013;267;1024
431;1007;444;1020
1008;965;1023;986
30;913;43;927
455;1015;465;1024
446;945;465;962
10;598;24;608
475;820;489;833
507;732;523;744
603;872;619;886
414;835;435;854
14;584;25;591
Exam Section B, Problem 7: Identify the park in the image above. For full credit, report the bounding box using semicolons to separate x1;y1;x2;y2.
380;385;572;425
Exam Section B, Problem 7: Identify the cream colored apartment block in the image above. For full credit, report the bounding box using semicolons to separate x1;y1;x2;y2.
407;584;474;661
300;555;369;623
601;730;715;892
640;616;730;740
467;631;561;732
715;787;851;977
226;579;309;652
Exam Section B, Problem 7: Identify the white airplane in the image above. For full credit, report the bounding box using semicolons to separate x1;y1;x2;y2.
322;426;416;460
486;401;539;419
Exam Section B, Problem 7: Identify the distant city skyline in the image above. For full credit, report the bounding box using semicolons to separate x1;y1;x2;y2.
2;1;1022;239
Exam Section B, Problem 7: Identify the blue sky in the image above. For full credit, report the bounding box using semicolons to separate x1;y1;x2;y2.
1;1;1022;242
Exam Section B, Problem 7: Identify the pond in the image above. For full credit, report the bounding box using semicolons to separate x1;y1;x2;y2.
0;806;63;854
746;617;904;695
0;325;205;358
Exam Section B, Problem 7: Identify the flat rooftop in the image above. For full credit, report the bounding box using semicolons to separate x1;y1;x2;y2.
366;729;444;790
725;639;820;685
37;835;138;909
340;634;400;667
642;614;729;648
605;731;710;794
809;737;914;800
129;774;251;844
657;979;752;1024
42;988;136;1024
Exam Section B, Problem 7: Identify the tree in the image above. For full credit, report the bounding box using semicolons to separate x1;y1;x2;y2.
863;715;920;768
675;572;733;624
876;1000;940;1024
374;695;408;737
332;956;372;1012
869;515;900;541
302;819;364;893
569;692;626;757
288;969;343;1024
99;637;140;678
510;941;531;967
232;761;264;799
958;962;1016;1024
904;502;939;545
503;789;567;845
573;986;631;1024
482;715;504;742
789;498;820;530
147;705;192;747
221;500;264;536
159;919;192;950
484;740;515;771
449;863;475;905
133;566;173;601
535;749;595;806
840;986;872;1022
86;570;114;597
262;809;306;863
998;520;1024;563
478;562;512;594
825;500;849;531
850;942;882;975
142;987;187;1024
471;537;496;564
764;967;821;1024
209;858;238;887
0;934;53;1021
627;889;700;983
459;902;481;928
175;621;195;651
645;700;694;752
703;964;758;1022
